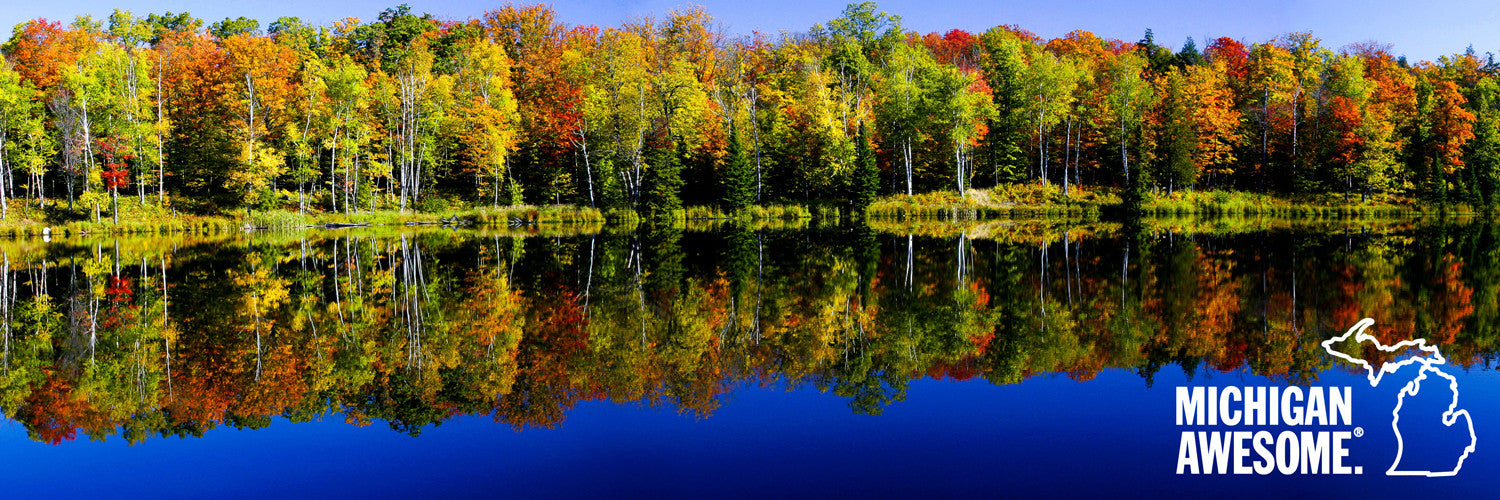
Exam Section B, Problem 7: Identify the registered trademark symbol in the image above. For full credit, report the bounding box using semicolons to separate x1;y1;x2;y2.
1354;427;1364;437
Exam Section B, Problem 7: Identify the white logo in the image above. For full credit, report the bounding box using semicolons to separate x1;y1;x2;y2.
1320;318;1476;477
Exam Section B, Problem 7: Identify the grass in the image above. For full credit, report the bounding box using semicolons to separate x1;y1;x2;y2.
868;184;1108;221
270;204;610;228
865;183;1447;221
734;204;813;220
0;197;617;237
0;196;827;238
637;204;815;222
1137;189;1420;218
0;197;239;237
247;209;307;229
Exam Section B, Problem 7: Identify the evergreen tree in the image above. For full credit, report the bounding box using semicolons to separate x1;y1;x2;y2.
1138;28;1175;75
1157;71;1197;194
1124;164;1151;215
1176;37;1202;68
644;139;684;217
1473;116;1500;206
851;122;879;216
722;126;754;212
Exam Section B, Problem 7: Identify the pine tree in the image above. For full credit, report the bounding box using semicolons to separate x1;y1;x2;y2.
644;139;684;217
1158;71;1197;194
722;126;754;212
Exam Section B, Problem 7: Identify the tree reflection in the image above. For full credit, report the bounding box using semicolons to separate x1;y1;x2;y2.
0;221;1494;443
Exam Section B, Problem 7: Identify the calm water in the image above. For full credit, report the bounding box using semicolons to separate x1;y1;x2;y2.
1;220;1498;497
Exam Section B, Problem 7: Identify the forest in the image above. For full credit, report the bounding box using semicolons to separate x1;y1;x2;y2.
0;2;1498;223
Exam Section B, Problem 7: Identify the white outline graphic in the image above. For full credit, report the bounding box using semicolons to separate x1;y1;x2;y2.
1320;318;1476;477
1320;318;1443;387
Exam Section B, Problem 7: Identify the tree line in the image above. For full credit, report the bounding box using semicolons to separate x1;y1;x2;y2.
0;2;1497;221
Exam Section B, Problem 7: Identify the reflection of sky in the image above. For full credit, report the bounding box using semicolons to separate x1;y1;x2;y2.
3;365;1496;497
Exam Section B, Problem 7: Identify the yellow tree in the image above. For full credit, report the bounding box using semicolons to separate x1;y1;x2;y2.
452;37;520;207
1276;32;1329;181
930;64;994;197
288;56;328;213
1182;61;1242;185
589;28;652;208
105;9;160;205
392;37;437;211
318;55;370;213
763;40;852;202
0;58;52;216
1246;43;1294;190
220;33;297;206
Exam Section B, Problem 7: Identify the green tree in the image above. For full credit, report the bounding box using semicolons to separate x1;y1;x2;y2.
209;17;261;39
1108;51;1154;189
1154;68;1196;193
874;39;936;195
0;60;50;216
1469;77;1500;205
977;27;1034;185
850;122;879;215
318;55;370;213
722;125;753;212
1022;49;1081;186
927;63;995;197
643;140;684;217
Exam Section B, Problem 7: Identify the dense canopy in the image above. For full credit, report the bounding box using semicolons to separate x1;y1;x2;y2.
0;2;1498;221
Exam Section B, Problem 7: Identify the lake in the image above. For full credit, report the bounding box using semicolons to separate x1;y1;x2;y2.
0;218;1496;498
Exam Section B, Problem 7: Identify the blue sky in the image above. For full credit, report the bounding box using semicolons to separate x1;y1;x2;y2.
3;0;1497;62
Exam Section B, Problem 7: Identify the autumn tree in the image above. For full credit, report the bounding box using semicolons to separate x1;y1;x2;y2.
1107;51;1153;201
0;58;51;215
977;26;1036;185
928;64;994;197
451;37;520;207
1319;54;1374;201
1182;62;1241;187
219;34;297;208
485;4;585;205
1349;43;1414;200
874;39;935;195
1421;77;1477;202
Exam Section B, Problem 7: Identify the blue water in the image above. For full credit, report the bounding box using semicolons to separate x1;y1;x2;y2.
4;364;1493;498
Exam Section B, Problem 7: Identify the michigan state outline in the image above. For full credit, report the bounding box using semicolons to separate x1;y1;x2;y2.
1320;318;1476;477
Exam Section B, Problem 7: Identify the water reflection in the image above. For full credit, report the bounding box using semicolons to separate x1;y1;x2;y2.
0;220;1492;443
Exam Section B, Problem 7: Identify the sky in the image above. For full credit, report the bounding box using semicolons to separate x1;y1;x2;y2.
2;0;1498;62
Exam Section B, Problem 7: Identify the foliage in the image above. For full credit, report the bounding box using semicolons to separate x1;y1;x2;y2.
0;3;1494;225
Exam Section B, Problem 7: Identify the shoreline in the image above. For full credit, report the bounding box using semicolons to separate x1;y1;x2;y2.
0;186;1480;237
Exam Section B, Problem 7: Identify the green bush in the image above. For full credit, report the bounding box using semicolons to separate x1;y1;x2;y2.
415;196;452;213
